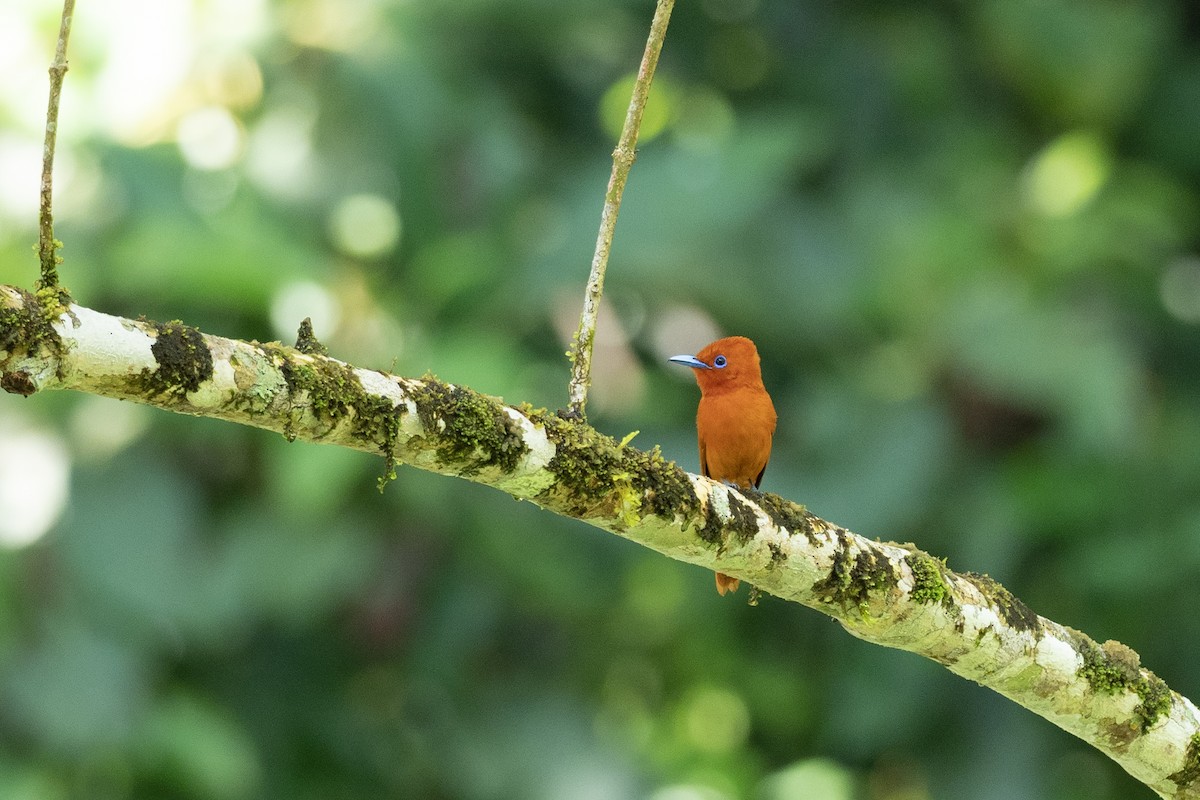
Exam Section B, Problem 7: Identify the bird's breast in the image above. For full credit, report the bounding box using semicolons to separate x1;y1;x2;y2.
696;389;777;488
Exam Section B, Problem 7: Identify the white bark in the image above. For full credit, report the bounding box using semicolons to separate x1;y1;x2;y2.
3;284;1199;798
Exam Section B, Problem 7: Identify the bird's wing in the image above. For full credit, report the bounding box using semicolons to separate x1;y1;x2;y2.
699;438;710;479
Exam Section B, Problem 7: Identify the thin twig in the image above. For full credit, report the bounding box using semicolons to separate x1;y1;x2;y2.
565;0;676;419
37;0;76;291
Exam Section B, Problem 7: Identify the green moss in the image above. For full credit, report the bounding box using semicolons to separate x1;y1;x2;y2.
280;357;358;422
767;541;787;570
1076;635;1138;693
294;317;328;356
1;285;73;396
906;552;952;607
278;349;403;488
963;572;1039;633
34;238;69;295
1169;733;1200;788
696;502;724;544
813;536;898;614
34;281;71;321
689;485;762;544
755;491;818;543
1072;634;1172;733
1136;673;1171;732
533;410;703;533
532;409;772;547
356;392;403;491
725;493;760;543
0;296;21;355
139;319;214;397
628;444;697;521
408;377;527;476
1;286;61;360
537;411;631;519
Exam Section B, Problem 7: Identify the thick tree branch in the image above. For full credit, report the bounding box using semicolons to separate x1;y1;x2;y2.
2;286;1199;798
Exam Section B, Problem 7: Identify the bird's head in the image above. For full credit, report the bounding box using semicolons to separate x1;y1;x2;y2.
668;335;764;394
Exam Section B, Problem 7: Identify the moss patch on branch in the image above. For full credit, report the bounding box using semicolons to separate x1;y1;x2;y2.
277;349;403;487
141;319;214;398
1077;636;1142;693
279;352;354;425
408;378;527;476
726;493;760;543
1073;634;1172;735
537;412;639;522
627;444;696;522
294;317;328;356
695;488;761;546
534;411;699;532
1169;733;1200;789
814;536;898;614
906;552;953;607
1136;674;1172;733
755;491;818;544
962;572;1039;633
0;286;62;363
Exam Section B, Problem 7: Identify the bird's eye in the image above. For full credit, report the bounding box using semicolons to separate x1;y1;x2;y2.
713;355;727;368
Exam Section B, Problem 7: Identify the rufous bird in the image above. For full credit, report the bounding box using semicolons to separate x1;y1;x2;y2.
669;336;777;596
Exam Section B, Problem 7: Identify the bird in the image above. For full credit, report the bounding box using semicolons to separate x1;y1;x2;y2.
669;336;777;596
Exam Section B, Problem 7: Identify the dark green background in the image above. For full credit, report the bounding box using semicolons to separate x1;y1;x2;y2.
2;0;1200;797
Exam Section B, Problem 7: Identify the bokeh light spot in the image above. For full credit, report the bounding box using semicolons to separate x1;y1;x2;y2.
246;102;317;199
90;0;194;145
328;193;402;260
182;168;240;216
1022;131;1111;217
0;134;42;223
69;397;151;462
197;50;264;110
650;305;722;370
0;421;70;548
271;280;341;343
600;74;674;143
1160;256;1200;323
681;685;750;754
177;106;244;171
282;0;382;52
759;758;857;800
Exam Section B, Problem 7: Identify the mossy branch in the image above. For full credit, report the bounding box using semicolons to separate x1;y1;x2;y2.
565;0;676;419
37;0;76;292
2;285;1199;799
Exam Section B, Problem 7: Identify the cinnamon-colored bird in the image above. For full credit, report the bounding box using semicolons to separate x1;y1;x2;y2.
669;336;777;595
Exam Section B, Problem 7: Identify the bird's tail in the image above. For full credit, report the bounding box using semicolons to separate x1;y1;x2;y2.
715;572;740;596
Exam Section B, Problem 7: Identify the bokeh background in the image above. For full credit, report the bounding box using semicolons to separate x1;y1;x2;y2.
2;0;1200;797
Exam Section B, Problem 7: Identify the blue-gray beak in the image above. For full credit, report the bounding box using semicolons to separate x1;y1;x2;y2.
668;354;711;369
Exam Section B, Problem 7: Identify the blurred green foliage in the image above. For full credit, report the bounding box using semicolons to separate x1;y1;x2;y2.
2;0;1200;797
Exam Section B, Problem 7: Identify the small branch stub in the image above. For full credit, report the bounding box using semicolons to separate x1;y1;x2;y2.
565;0;676;419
